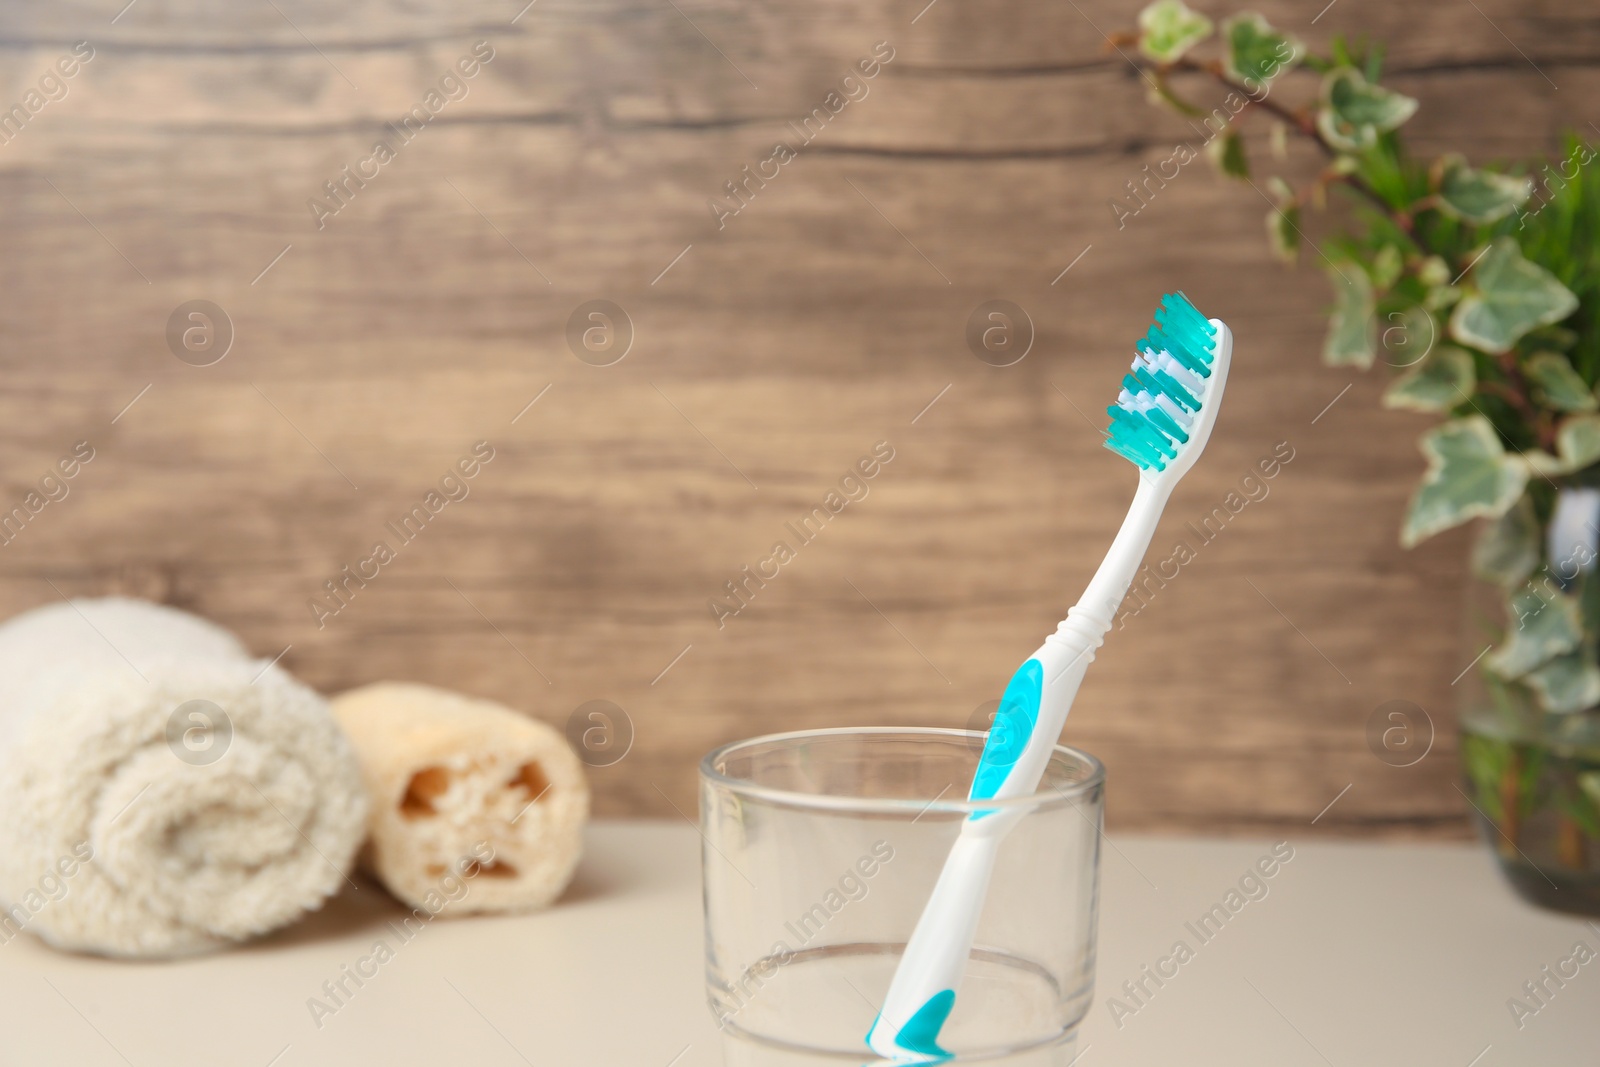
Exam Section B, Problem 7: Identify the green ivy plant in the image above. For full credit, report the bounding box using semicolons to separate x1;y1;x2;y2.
1121;3;1599;703
1121;3;1600;867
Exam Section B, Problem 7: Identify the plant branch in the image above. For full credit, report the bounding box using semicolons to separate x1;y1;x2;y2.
1127;42;1562;442
1153;56;1413;234
1133;49;1561;434
1558;813;1587;869
1499;749;1523;855
1493;353;1558;451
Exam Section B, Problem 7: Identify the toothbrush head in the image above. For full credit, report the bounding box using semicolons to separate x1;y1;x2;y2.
1103;292;1232;481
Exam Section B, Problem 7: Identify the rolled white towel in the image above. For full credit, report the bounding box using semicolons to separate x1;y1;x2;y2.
331;682;588;914
0;597;367;958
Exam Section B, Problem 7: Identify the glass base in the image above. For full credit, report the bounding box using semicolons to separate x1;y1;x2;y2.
1494;856;1600;916
718;1021;1084;1067
712;941;1091;1062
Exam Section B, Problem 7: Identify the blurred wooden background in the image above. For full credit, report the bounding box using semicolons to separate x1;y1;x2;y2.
0;0;1592;836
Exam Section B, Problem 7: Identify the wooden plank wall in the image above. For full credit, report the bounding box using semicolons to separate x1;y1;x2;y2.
0;0;1593;836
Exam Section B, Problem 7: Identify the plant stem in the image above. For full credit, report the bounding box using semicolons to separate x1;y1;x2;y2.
1138;54;1551;436
1495;354;1559;451
1558;814;1588;870
1499;749;1522;857
1159;57;1405;225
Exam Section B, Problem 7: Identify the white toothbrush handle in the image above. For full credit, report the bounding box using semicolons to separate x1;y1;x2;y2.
1033;477;1173;771
868;478;1172;1061
865;827;1006;1060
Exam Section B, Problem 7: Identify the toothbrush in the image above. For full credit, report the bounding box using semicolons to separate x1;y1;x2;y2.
867;293;1232;1062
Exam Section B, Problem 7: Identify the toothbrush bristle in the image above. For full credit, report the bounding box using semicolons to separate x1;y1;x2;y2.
1104;292;1218;471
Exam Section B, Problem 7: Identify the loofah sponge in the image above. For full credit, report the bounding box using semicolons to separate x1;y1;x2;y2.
331;682;588;914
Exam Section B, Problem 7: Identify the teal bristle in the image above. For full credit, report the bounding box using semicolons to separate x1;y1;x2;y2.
1143;405;1189;444
1108;406;1176;459
1104;417;1164;466
1103;292;1218;471
1145;366;1200;411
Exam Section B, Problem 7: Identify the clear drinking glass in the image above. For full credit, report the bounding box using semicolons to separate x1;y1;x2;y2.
700;727;1104;1063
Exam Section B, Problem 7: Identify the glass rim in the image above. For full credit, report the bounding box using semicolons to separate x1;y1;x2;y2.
698;726;1105;816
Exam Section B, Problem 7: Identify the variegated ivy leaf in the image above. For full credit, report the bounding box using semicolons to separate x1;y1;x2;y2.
1524;351;1598;413
1472;494;1539;588
1582;772;1600;807
1486;582;1583;679
1316;67;1419;152
1265;207;1300;264
1138;0;1214;63
1432;154;1532;224
1208;127;1249;180
1424;284;1462;312
1449;238;1579;354
1558;415;1600;472
1521;416;1600;477
1270;121;1288;159
1324;262;1375;367
1382;345;1474;413
1265;178;1298;264
1524;650;1600;713
1418;256;1452;289
1371;245;1404;291
1220;13;1303;89
1402;416;1528;548
1380;305;1439;369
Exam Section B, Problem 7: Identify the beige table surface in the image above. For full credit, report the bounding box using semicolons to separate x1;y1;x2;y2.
0;821;1592;1066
